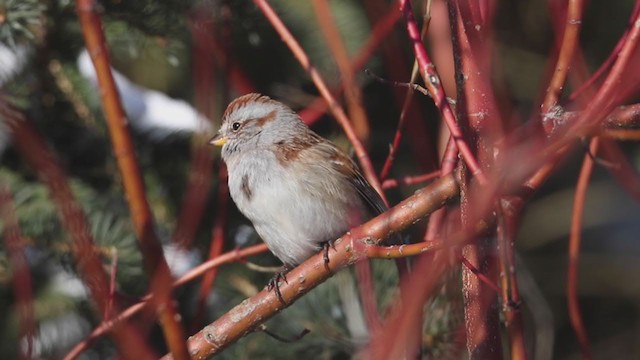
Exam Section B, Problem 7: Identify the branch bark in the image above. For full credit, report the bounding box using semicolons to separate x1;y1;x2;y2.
161;173;460;359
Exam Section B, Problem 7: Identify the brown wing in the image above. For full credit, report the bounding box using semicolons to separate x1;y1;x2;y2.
324;143;388;217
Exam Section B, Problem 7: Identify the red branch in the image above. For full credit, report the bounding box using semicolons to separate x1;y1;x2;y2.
160;173;460;359
63;243;269;360
313;0;370;141
568;1;640;102
541;0;585;120
381;170;441;189
569;12;640;134
379;0;432;181
253;0;387;203
75;1;189;358
567;138;598;360
398;0;487;185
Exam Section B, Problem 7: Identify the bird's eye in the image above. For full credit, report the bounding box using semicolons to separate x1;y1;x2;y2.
231;122;241;131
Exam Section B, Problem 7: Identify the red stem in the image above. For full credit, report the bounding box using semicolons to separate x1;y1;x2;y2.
398;0;487;185
75;1;189;358
541;0;586;118
567;138;598;360
253;0;387;203
64;243;270;360
313;0;371;141
568;1;640;102
381;170;441;189
379;0;432;181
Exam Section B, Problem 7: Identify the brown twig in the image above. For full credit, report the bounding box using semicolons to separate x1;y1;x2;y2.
75;1;189;358
63;243;269;360
381;170;441;189
399;0;487;185
299;5;401;125
160;173;460;359
313;0;370;141
253;0;386;202
567;138;598;360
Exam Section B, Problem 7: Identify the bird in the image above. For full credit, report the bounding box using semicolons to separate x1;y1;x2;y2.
210;93;389;299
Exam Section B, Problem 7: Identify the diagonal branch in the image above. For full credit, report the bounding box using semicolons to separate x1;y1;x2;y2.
398;0;487;185
253;0;386;202
75;1;189;358
161;173;461;359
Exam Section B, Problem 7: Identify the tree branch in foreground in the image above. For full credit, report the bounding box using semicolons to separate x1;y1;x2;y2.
161;173;460;359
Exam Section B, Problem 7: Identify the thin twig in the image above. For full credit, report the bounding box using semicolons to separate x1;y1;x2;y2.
460;256;499;293
299;5;401;126
378;0;432;181
312;0;381;332
497;198;528;360
568;1;640;102
568;11;640;134
567;137;598;360
192;164;229;329
365;69;430;97
599;139;640;201
313;0;370;141
398;0;487;185
63;243;270;360
381;170;441;189
258;325;310;343
253;0;387;203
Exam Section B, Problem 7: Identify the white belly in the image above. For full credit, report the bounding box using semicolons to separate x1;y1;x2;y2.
227;152;364;265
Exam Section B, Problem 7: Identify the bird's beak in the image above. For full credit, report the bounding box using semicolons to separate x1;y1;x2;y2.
209;133;227;146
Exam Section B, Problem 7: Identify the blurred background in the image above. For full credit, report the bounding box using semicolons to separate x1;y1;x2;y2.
0;0;639;358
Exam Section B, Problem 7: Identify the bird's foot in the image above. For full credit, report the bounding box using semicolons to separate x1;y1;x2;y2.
267;265;291;305
322;240;337;273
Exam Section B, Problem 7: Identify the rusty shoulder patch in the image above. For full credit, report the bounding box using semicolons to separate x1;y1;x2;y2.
275;132;323;166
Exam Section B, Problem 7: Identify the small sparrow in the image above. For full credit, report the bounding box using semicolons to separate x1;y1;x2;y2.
210;93;388;282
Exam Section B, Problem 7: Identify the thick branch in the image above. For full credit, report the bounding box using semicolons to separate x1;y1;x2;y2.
161;173;460;359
